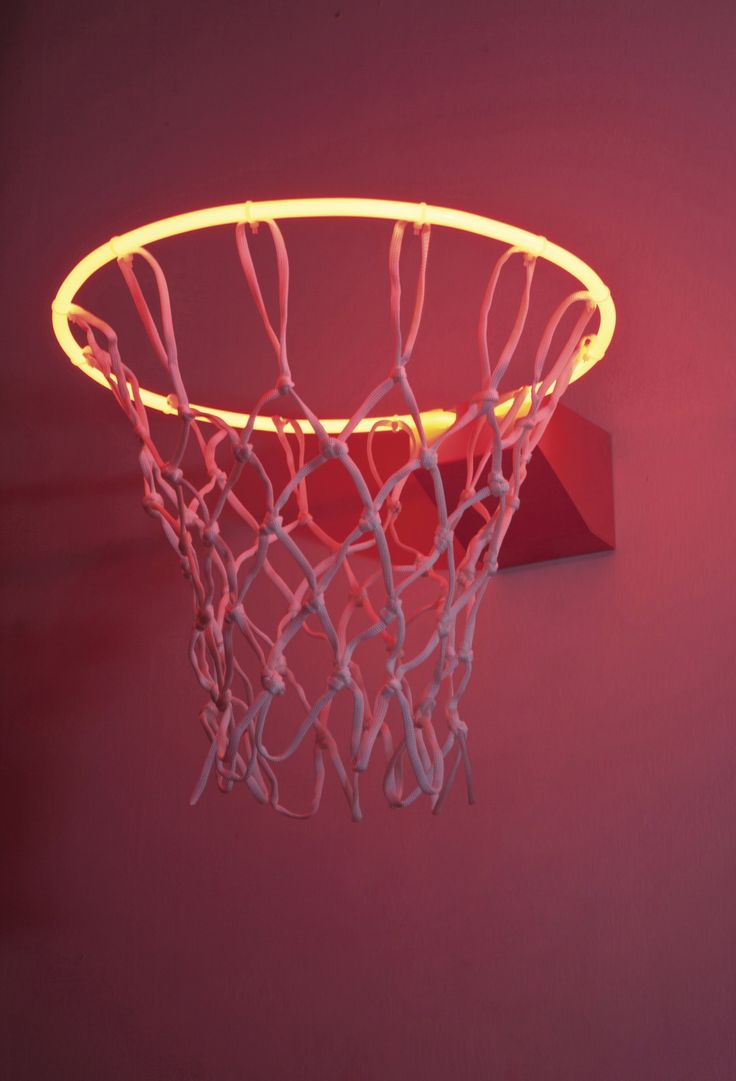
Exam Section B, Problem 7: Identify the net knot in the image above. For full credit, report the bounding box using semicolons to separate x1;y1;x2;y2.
447;712;469;738
143;492;164;517
260;511;283;536
276;374;294;395
386;497;401;517
458;649;474;665
359;509;381;534
488;472;509;497
391;363;408;384
302;590;325;615
475;387;500;416
163;465;184;486
385;677;403;698
195;604;215;630
381;596;403;624
434;525;452;553
321;437;348;460
437;612;453;639
413;552;430;576
215;688;232;712
233;442;255;465
510;495;521;511
224;600;245;625
419;446;438;470
328;664;352;692
203;521;220;546
519;416;536;432
457;567;474;589
262;663;286;696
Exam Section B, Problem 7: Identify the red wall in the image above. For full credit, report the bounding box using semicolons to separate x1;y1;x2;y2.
2;2;735;1078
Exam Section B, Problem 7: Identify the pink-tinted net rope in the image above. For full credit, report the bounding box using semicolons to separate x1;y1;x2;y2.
72;218;596;819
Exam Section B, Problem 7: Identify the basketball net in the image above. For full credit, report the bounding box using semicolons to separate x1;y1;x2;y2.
71;216;597;818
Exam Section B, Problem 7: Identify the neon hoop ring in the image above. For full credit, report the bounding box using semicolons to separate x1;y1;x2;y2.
51;197;615;436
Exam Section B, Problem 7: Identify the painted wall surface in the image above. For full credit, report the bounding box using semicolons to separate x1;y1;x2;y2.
2;2;734;1079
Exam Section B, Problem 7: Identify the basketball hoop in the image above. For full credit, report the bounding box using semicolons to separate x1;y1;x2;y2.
51;198;615;819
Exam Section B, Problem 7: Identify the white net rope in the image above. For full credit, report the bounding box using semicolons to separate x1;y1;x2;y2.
72;218;596;819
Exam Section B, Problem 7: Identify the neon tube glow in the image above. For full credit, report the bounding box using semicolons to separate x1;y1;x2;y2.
51;198;615;435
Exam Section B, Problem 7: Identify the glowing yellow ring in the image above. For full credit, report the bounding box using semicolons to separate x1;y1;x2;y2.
51;197;615;437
